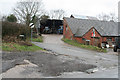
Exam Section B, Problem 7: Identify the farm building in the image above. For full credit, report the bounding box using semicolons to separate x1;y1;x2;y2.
40;19;63;34
63;17;118;48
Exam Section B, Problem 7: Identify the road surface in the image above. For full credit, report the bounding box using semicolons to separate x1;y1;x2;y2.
33;34;118;78
2;34;118;78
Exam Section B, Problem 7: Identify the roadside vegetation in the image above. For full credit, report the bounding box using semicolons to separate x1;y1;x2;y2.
0;45;1;50
2;21;43;52
62;38;107;53
2;42;43;51
32;34;43;42
32;36;43;42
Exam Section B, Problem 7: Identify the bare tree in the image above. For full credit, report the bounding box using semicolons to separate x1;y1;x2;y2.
14;0;44;26
97;13;110;21
49;9;65;19
109;13;118;22
97;13;118;22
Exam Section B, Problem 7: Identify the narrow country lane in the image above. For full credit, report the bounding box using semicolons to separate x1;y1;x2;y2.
33;34;118;78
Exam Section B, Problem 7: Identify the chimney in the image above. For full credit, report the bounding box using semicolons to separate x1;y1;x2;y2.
70;15;74;18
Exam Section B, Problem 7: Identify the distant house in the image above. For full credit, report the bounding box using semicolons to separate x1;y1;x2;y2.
63;17;118;48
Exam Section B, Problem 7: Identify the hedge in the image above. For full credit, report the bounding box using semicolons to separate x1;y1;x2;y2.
2;21;31;42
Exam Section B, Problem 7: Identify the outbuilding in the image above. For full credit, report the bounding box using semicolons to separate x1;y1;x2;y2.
40;19;63;34
63;17;118;48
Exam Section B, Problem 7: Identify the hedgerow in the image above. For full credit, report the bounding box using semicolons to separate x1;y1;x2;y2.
2;21;30;42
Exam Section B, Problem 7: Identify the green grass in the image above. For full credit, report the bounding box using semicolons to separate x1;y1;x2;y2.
2;42;44;52
62;38;107;53
0;45;2;50
32;36;43;42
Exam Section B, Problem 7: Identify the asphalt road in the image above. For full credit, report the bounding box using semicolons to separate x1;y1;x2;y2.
2;51;97;78
2;34;118;78
33;34;118;78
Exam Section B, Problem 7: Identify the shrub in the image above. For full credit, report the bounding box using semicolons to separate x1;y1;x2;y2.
2;21;30;42
7;14;17;22
2;36;18;43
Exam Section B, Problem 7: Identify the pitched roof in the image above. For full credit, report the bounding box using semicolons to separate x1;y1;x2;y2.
64;17;118;37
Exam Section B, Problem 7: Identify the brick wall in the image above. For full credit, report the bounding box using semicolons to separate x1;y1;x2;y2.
82;27;102;46
63;19;74;40
63;19;116;47
102;37;115;42
74;27;115;47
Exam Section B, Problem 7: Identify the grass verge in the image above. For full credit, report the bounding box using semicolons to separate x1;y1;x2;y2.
0;45;2;50
2;42;44;52
32;36;43;42
62;38;107;53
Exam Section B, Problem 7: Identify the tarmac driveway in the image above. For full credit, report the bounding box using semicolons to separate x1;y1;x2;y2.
33;34;118;78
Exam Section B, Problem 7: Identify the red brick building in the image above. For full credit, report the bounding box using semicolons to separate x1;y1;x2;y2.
63;17;118;48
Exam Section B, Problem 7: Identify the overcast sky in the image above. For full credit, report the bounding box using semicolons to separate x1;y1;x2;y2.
0;0;119;17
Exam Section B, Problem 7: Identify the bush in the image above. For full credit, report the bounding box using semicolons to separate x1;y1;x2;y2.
2;36;18;43
2;21;31;42
7;14;17;22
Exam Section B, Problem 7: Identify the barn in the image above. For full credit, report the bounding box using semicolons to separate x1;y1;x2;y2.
40;19;63;34
63;17;118;48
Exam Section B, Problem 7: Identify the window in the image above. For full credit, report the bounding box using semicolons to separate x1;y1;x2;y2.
86;40;90;45
82;38;86;41
107;37;112;41
66;25;68;31
92;28;95;37
86;41;90;45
